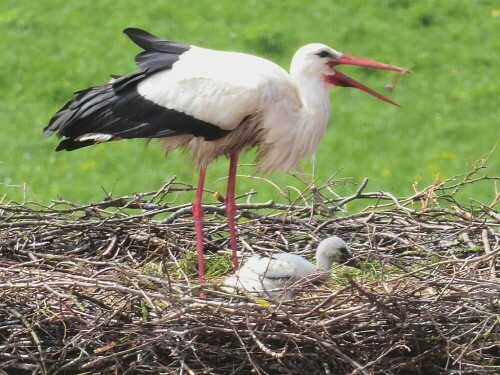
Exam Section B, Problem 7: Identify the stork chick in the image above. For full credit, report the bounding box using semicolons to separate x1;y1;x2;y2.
223;236;359;300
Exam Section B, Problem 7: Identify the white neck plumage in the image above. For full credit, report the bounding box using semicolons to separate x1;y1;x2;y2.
257;74;331;174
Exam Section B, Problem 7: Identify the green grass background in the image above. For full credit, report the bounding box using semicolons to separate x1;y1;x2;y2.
1;0;498;208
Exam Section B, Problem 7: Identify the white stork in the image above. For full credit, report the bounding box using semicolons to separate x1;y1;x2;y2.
223;236;358;300
44;28;409;284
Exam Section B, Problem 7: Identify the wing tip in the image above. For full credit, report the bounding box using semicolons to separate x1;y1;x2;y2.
54;134;118;151
123;27;143;37
123;27;161;48
43;128;55;137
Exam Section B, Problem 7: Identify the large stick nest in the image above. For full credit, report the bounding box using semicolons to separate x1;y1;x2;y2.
1;166;499;374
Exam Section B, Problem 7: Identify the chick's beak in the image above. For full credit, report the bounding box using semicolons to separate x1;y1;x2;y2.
344;257;361;269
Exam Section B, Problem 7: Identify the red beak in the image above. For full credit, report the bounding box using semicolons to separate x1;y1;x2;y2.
327;54;410;106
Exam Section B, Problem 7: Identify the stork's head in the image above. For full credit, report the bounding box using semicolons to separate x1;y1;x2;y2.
291;43;410;106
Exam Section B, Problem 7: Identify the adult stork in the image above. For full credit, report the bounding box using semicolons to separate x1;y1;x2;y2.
44;28;409;284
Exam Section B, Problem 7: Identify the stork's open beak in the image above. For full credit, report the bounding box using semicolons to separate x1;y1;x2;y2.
327;54;411;106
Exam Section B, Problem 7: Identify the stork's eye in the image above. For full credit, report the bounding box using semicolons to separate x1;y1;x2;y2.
316;50;333;59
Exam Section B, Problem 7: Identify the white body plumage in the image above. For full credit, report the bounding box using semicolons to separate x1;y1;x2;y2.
141;44;332;172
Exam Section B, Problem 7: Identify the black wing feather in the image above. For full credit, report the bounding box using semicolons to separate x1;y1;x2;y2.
123;28;192;71
44;28;231;151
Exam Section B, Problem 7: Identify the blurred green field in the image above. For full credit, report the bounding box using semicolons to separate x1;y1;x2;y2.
1;0;498;209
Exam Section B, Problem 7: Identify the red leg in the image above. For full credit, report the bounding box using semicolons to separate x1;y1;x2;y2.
193;167;206;285
226;153;239;271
